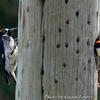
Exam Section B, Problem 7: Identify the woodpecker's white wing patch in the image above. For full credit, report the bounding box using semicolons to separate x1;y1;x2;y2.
96;48;100;56
2;54;4;58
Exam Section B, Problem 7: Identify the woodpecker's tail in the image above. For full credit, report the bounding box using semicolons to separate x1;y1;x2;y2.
5;71;10;85
10;72;17;83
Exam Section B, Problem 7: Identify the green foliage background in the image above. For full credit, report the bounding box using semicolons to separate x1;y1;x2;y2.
0;0;18;100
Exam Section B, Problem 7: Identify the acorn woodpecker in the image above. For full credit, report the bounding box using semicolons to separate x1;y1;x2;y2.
94;36;100;56
94;36;100;87
0;28;18;85
94;36;100;67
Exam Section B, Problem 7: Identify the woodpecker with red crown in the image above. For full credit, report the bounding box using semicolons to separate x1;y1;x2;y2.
0;28;18;85
94;36;100;57
94;35;100;88
94;36;100;68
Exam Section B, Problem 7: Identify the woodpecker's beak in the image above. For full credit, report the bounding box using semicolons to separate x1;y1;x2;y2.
7;27;18;36
10;27;18;32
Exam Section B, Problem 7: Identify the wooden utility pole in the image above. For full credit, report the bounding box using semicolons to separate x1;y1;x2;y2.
16;0;99;100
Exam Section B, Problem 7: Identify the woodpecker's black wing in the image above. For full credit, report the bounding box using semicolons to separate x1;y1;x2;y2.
0;37;10;85
94;43;97;57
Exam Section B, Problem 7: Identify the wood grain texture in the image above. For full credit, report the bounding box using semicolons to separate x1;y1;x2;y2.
16;0;98;100
43;0;98;100
16;0;43;100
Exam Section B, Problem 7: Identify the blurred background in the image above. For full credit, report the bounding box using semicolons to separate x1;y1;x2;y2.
0;0;18;100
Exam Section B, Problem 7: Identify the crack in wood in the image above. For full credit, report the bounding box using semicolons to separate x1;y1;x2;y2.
41;0;45;99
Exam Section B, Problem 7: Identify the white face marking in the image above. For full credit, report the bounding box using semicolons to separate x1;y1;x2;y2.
4;29;9;31
3;34;8;36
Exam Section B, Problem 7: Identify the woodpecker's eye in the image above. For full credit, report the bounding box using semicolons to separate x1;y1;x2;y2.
2;30;7;34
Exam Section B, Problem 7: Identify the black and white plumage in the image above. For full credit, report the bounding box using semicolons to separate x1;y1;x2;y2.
94;36;100;57
94;36;100;66
0;28;18;85
94;35;100;88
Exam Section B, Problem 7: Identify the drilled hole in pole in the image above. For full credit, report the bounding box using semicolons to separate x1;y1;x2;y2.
27;6;29;12
75;11;79;18
76;37;80;43
57;44;60;48
66;20;69;25
87;39;90;46
76;78;78;81
55;80;58;84
88;58;91;64
76;49;79;54
65;0;68;4
65;43;68;48
87;21;91;25
58;28;62;33
63;63;66;67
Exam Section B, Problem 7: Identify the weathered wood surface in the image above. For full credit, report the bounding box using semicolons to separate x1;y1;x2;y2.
16;0;43;100
43;0;98;100
16;0;98;100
